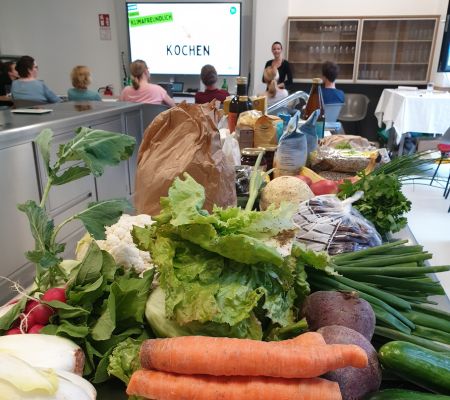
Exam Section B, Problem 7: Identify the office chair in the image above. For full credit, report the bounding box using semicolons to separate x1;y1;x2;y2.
324;102;344;134
429;127;450;199
338;94;370;135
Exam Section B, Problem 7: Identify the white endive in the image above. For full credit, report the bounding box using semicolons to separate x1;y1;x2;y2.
0;334;85;375
0;353;96;400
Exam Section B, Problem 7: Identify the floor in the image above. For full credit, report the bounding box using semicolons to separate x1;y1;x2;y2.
401;162;450;308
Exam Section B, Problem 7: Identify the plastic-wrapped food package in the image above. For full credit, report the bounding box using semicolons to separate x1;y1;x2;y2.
293;192;382;255
309;146;377;173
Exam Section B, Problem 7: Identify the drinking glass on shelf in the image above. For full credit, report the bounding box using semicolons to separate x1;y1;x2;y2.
351;46;355;54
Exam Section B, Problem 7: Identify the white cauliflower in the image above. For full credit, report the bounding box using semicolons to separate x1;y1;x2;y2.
77;214;155;274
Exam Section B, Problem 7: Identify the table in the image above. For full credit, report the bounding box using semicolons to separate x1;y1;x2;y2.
374;88;450;146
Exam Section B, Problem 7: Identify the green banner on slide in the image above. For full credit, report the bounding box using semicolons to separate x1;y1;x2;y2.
129;12;173;28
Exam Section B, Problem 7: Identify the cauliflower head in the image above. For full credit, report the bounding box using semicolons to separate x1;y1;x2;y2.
77;214;155;274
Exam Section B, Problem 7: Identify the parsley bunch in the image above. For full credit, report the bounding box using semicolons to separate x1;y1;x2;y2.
339;172;411;236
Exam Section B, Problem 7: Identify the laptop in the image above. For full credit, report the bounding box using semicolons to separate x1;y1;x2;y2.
171;82;184;93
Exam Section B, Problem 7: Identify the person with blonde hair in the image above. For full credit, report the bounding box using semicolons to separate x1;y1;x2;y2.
262;66;288;106
67;65;101;101
119;59;175;107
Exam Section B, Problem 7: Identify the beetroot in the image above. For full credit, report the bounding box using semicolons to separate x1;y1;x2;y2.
302;290;376;340
317;325;382;400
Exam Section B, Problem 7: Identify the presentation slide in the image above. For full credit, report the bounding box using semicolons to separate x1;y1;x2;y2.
127;3;241;75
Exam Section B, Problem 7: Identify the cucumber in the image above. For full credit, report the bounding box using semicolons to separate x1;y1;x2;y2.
365;389;450;399
378;341;450;395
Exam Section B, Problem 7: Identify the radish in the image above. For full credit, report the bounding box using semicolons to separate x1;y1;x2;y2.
5;328;22;335
42;287;66;303
23;300;53;327
28;324;45;334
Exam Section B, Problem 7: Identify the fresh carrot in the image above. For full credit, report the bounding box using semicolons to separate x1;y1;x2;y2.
285;332;326;346
127;369;343;400
140;336;368;378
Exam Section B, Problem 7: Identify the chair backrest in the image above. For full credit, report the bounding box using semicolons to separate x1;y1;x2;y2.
324;103;344;123
338;94;370;122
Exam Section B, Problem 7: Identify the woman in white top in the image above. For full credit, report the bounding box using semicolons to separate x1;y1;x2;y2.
262;66;288;107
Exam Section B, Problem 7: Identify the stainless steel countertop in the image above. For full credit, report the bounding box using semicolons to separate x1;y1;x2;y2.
0;101;142;149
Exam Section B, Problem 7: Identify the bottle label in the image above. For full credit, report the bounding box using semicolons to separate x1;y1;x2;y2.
228;112;238;133
315;120;325;140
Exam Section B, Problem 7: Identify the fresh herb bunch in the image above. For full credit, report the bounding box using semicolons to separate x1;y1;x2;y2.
339;172;411;235
18;127;136;291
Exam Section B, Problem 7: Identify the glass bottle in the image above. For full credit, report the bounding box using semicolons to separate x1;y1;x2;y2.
228;76;252;133
302;77;325;140
221;78;228;91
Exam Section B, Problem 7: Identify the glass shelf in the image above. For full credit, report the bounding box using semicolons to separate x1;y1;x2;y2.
287;17;437;83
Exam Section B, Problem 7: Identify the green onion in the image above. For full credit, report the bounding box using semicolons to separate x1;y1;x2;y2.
334;265;450;277
334;253;432;268
371;303;411;334
411;303;450;320
331;240;408;263
412;325;450;345
374;326;450;353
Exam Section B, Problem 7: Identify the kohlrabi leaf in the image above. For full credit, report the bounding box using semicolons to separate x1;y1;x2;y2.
56;127;136;177
34;129;53;175
51;165;91;185
73;199;132;240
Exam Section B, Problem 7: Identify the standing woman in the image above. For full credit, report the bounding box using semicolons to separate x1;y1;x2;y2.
11;55;61;103
263;41;293;91
119;59;175;107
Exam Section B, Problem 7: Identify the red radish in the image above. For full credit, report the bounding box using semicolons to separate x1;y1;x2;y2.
28;324;46;334
24;299;54;327
296;175;313;186
310;180;339;196
5;327;22;335
42;287;66;303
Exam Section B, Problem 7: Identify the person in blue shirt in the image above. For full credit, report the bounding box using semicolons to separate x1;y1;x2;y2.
321;61;345;104
11;55;61;104
67;65;101;101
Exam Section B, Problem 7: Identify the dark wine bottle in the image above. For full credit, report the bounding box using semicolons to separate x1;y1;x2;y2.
302;77;325;139
228;77;252;133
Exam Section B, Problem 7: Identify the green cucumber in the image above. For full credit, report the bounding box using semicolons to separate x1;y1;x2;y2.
378;341;450;395
365;389;450;399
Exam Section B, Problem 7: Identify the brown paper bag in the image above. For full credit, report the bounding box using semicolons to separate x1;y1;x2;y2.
134;102;236;216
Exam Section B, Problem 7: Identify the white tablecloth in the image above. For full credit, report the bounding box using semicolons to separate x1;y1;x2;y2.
374;88;450;144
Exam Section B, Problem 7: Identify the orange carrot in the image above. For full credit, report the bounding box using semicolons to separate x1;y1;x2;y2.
284;332;326;346
140;336;368;378
127;369;343;400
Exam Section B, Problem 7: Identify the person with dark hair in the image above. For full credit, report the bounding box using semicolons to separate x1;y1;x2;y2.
11;55;61;103
321;61;345;104
263;41;293;91
67;65;101;101
0;61;19;96
195;64;229;104
119;59;175;107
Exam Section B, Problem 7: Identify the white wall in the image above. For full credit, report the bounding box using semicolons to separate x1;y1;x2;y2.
0;0;122;95
252;0;449;94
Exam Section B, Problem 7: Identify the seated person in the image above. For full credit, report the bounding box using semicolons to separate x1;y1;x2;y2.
195;64;229;104
11;55;61;104
67;66;101;101
321;61;345;104
261;66;288;107
119;59;175;107
0;61;19;96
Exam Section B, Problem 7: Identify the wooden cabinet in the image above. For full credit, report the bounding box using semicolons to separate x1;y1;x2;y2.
287;16;438;84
